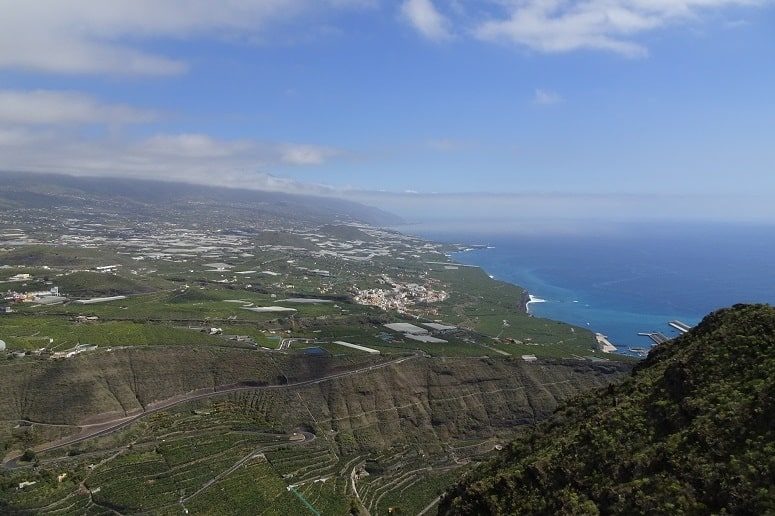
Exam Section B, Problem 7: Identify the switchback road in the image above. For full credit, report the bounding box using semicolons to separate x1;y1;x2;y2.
2;353;418;469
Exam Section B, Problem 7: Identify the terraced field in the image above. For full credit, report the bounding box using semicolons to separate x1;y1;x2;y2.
0;351;629;514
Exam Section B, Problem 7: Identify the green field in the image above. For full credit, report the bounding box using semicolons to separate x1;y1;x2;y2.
0;315;223;350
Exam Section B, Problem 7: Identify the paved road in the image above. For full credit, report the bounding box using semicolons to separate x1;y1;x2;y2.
2;353;418;469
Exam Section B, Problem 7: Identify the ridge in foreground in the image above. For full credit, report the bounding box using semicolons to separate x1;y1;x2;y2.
440;303;775;515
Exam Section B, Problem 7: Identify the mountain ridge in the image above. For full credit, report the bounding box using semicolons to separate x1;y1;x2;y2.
0;171;403;226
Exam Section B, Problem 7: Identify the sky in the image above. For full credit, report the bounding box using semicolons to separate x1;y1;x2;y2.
0;0;774;227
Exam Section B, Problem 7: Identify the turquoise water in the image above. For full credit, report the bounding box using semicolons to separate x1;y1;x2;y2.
412;223;775;354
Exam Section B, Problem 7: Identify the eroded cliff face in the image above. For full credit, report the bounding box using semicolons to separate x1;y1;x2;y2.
0;348;629;456
0;348;386;425
302;357;628;452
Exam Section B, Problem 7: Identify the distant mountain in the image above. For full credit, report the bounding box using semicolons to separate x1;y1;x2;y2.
0;171;403;226
440;304;775;515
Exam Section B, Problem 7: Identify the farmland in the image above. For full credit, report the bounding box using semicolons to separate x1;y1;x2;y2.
1;183;633;513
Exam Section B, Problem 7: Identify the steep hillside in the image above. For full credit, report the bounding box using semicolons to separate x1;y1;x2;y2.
440;304;775;515
0;349;627;457
0;349;386;428
0;349;629;514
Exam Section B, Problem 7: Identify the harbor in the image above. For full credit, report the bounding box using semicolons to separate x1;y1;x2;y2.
632;320;694;355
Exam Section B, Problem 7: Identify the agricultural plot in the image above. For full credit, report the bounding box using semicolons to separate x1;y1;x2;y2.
353;446;468;515
183;457;306;515
0;471;86;514
0;245;124;268
1;406;317;513
372;467;464;515
55;271;164;298
295;478;351;515
0;315;223;350
265;445;340;485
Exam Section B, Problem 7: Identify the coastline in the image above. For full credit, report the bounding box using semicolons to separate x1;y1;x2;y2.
525;294;547;314
411;226;771;356
450;247;548;317
447;245;624;355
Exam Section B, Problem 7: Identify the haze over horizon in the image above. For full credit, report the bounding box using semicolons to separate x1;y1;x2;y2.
1;0;774;225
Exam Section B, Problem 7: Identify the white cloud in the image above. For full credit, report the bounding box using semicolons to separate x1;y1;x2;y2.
0;84;340;186
0;0;372;76
401;0;453;41
0;125;342;187
473;0;767;57
534;88;562;105
0;128;42;147
0;90;157;126
281;144;340;165
140;133;252;159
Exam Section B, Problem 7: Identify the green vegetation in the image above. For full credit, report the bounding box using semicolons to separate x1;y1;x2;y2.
0;349;627;513
440;304;775;515
0;315;222;350
184;459;307;515
55;271;160;297
0;245;121;268
1;231;620;361
374;468;463;514
0;177;638;514
319;224;376;242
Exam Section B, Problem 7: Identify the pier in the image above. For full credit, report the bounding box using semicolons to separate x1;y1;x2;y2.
635;320;695;351
668;320;693;334
638;332;670;345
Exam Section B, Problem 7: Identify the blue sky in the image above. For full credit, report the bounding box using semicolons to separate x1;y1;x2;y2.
0;0;773;225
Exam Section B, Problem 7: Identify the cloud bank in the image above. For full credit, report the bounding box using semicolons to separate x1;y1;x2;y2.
473;0;767;57
0;130;340;186
0;90;157;126
0;0;373;75
0;90;341;187
1;0;761;77
395;0;768;57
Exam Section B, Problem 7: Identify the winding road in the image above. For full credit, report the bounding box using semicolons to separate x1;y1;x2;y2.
2;353;418;469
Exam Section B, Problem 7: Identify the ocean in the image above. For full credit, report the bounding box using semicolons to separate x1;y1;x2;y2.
410;222;775;355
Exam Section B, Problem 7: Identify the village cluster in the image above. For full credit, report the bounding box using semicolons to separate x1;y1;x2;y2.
354;275;449;313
